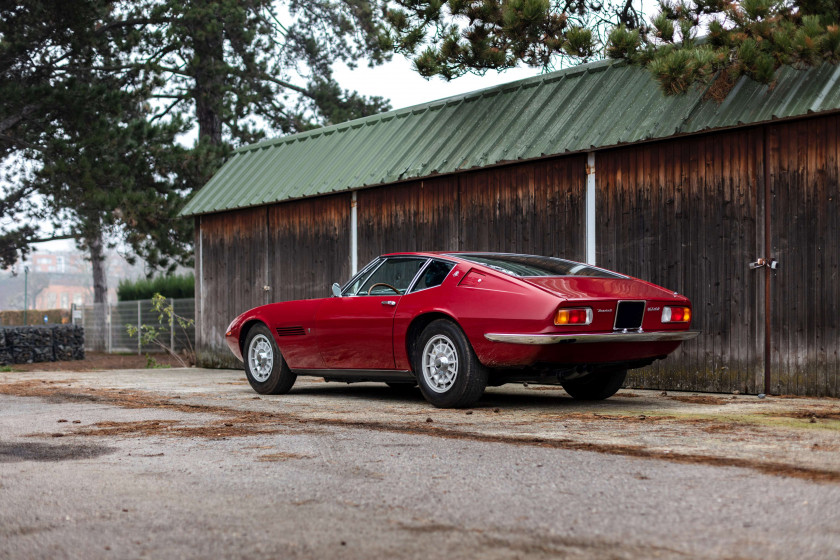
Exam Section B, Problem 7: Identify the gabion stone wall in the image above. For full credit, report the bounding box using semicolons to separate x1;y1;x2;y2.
0;326;85;365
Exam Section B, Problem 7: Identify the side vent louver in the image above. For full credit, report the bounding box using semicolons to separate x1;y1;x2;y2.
275;326;306;337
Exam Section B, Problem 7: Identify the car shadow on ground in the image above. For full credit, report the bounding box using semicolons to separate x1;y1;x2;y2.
288;383;640;410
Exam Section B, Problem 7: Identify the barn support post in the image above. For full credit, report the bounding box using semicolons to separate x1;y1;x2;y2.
137;300;141;355
107;305;112;354
350;191;358;275
264;207;271;305
585;152;596;265
197;216;204;354
170;298;175;352
762;128;772;395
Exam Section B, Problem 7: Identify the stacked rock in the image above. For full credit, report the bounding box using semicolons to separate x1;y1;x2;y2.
0;329;10;365
0;325;85;365
53;325;85;361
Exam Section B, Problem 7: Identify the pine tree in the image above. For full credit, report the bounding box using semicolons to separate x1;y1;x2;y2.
383;0;643;79
1;1;190;306
385;1;840;95
608;0;840;95
126;1;392;153
1;1;394;296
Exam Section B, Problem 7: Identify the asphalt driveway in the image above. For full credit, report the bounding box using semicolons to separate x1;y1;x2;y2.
1;367;838;559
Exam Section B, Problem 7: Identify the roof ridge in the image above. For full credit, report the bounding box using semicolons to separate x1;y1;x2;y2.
235;58;625;155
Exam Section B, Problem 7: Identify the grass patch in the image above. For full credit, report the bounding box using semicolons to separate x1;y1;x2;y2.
660;411;840;432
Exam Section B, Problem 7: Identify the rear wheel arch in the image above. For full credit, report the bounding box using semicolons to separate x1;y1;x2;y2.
405;312;461;368
413;318;487;408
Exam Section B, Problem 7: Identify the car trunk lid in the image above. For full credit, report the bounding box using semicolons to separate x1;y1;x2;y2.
521;276;679;301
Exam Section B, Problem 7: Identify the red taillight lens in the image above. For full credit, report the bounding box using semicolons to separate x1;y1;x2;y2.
554;307;593;326
662;306;691;323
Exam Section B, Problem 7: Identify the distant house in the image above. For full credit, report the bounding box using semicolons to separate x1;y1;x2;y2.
34;275;91;309
182;59;840;396
30;253;87;275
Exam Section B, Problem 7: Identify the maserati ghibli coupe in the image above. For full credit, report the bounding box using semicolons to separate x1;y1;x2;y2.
225;252;699;408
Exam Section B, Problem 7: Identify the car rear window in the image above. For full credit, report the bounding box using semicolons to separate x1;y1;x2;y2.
410;259;455;292
448;253;624;278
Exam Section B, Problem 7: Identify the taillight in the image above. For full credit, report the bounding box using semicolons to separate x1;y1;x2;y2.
554;307;593;326
662;306;691;323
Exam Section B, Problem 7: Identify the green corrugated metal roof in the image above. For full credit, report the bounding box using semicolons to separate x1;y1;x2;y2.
181;59;840;217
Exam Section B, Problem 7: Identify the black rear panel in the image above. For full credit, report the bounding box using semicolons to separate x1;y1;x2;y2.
614;301;645;330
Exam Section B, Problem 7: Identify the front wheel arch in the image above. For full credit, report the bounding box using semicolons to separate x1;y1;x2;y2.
242;323;297;395
238;319;265;357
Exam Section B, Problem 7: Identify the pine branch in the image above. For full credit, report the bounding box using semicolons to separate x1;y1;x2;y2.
150;96;187;122
27;233;79;243
94;17;176;34
0;105;38;134
257;74;310;96
156;65;193;78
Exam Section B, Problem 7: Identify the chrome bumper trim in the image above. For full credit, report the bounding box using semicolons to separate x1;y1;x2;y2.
483;330;701;345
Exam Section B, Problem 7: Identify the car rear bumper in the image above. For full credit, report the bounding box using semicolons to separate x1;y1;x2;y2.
483;330;700;345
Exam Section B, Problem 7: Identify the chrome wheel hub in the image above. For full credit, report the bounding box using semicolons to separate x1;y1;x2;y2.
422;334;459;393
248;334;274;382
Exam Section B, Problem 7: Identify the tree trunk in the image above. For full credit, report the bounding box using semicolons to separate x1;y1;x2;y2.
87;230;108;352
193;18;224;146
89;231;108;304
196;93;222;145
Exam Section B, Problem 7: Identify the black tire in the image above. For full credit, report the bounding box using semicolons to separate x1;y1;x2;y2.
243;324;297;395
413;319;487;408
561;369;627;400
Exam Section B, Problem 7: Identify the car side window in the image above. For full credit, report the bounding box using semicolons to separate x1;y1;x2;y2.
358;257;427;295
410;259;455;293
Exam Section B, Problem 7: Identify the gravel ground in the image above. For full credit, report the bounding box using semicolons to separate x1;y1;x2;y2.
1;367;838;559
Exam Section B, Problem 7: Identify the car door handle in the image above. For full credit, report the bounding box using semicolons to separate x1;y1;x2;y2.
381;300;396;306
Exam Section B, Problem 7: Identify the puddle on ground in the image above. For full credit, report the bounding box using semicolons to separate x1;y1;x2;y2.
0;441;116;463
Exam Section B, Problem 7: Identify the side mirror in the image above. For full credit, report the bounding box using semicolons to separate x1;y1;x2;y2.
331;283;342;297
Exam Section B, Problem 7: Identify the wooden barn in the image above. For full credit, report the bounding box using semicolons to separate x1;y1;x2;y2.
181;59;840;397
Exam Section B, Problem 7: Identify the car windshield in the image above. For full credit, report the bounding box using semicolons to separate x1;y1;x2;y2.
448;253;624;278
343;257;429;296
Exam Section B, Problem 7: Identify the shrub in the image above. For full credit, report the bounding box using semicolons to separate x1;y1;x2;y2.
117;274;194;301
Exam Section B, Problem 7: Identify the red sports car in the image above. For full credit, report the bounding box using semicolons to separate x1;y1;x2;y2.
225;252;699;408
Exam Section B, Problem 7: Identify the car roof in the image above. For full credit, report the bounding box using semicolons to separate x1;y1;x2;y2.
380;250;575;262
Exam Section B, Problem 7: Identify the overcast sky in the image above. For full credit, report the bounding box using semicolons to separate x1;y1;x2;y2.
333;56;541;111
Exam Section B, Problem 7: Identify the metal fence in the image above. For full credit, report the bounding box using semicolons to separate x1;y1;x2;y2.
74;298;195;354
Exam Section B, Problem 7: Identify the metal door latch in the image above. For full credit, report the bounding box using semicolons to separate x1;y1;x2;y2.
381;300;396;306
749;258;780;270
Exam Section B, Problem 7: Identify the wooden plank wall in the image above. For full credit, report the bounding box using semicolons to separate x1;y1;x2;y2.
356;156;586;260
268;194;351;303
768;115;840;396
196;207;269;367
357;175;460;261
598;116;839;396
457;157;586;259
597;128;761;393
